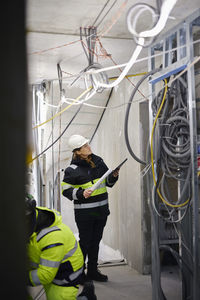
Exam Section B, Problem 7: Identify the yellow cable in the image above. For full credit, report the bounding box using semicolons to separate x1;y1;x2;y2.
150;79;189;208
33;87;92;129
33;73;147;130
125;72;147;78
110;72;147;80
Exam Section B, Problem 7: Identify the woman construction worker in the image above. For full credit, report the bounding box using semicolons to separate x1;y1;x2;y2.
25;194;97;300
61;134;119;283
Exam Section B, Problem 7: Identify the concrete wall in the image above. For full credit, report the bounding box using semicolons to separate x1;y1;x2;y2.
44;72;151;274
90;74;151;274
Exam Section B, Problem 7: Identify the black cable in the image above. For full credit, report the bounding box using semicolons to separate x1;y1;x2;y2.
151;168;191;300
159;245;193;299
80;26;98;68
158;75;191;185
85;27;92;65
80;27;89;64
34;104;83;160
69;67;87;87
124;67;161;165
156;0;162;14
154;164;167;300
86;27;97;65
92;0;111;27
145;142;166;300
43;65;64;152
57;63;63;93
37;66;110;161
80;0;117;67
51;83;55;202
95;0;118;28
90;87;114;143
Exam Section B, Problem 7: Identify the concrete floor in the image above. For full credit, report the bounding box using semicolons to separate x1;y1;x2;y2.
92;264;152;300
88;264;181;300
28;264;182;299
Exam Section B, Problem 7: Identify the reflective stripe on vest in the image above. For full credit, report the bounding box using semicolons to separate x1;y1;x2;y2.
40;258;60;268
69;266;84;281
72;188;78;200
62;240;78;261
37;226;61;242
72;178;106;191
31;269;41;285
52;278;70;285
69;164;78;170
61;183;79;200
74;199;108;209
62;179;107;197
34;240;78;268
61;182;73;192
52;266;84;286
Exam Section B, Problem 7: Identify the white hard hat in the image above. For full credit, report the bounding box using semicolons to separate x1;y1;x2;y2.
68;134;89;151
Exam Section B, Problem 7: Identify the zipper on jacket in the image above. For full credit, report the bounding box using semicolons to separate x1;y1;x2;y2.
88;170;94;184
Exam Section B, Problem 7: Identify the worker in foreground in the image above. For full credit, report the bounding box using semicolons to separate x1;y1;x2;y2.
25;194;97;300
61;134;119;283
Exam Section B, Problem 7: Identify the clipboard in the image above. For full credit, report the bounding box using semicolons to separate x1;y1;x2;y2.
113;158;128;172
89;158;128;192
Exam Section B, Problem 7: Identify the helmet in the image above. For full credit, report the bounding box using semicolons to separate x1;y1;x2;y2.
68;135;89;151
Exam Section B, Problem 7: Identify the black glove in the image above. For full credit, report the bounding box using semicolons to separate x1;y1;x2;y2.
77;280;97;300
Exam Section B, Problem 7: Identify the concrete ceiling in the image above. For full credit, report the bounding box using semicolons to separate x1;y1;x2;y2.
26;0;200;84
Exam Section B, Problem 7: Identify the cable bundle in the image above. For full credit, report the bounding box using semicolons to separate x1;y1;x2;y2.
154;76;191;181
151;75;191;209
149;76;193;300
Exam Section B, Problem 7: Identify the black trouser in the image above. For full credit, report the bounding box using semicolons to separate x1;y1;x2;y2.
76;217;107;272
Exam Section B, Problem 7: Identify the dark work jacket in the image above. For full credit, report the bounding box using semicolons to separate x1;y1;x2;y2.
61;154;118;221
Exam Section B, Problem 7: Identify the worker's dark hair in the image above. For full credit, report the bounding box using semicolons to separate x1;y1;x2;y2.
25;193;37;238
25;193;36;216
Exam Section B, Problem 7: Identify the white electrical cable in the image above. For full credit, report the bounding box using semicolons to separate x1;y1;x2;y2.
132;6;156;35
84;38;200;77
127;4;157;38
60;38;200;85
61;88;96;106
45;55;199;111
142;0;177;38
42;101;58;108
93;37;145;89
88;0;178;90
127;0;177;38
140;162;152;178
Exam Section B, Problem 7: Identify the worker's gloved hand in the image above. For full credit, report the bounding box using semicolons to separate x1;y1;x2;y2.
77;280;97;300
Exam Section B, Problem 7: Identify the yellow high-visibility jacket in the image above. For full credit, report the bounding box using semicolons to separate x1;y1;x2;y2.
27;207;84;287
